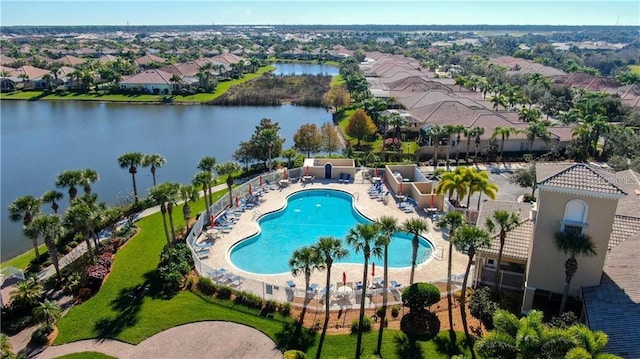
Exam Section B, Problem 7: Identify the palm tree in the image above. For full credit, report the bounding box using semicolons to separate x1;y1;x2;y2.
64;202;97;263
469;170;499;212
1;333;14;359
8;195;42;258
193;171;213;219
226;173;234;210
452;225;491;338
179;184;199;232
443;125;458;167
311;236;348;359
42;190;63;214
79;168;99;195
525;122;551;155
148;183;173;245
554;231;597;314
436;211;464;333
463;127;474;161
518;107;542;122
33;299;62;328
452;124;465;164
164;182;181;241
255;128;279;171
491;126;519;162
435;168;469;204
485;210;521;293
374;216;398;355
346;223;383;359
30;214;64;280
489;95;508;111
117;152;144;204
401;218;429;285
289;245;321;327
142;153;166;187
169;74;182;92
427;125;447;169
55;170;82;203
73;194;107;253
197;156;217;206
473;126;486;164
10;277;43;310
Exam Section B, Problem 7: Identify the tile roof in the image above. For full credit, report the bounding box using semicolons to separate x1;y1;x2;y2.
0;54;16;65
609;215;640;250
120;69;174;85
537;163;627;196
598;169;640;217
582;232;640;358
135;54;167;65
479;219;534;261
54;55;86;67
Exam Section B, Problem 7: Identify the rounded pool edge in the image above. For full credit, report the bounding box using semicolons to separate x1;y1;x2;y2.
228;188;435;276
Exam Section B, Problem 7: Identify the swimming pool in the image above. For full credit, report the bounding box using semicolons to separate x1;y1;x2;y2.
230;189;434;274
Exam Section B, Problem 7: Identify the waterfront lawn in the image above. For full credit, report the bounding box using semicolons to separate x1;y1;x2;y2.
1;244;47;270
330;74;345;87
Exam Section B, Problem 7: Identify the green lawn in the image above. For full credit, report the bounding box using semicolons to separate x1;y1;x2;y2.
331;75;345;87
0;66;275;104
630;65;640;75
53;186;475;358
1;244;47;270
54;352;117;359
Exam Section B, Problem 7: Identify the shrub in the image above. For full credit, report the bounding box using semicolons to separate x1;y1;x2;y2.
86;264;109;291
469;286;500;328
263;300;278;314
279;302;292;317
1;315;34;336
30;325;53;345
283;350;307;359
275;321;316;352
376;307;386;318
157;242;194;295
549;311;578;329
350;317;373;334
400;310;440;339
197;277;217;296
233;290;263;309
402;283;441;313
391;306;400;318
67;240;78;248
216;286;232;300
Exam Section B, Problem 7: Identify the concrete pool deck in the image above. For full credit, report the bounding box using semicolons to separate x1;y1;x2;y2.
196;171;470;308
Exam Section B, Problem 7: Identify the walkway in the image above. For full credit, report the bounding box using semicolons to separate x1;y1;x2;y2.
34;322;282;359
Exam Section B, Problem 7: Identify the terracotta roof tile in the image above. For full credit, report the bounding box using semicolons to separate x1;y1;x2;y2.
609;215;640;250
538;163;627;196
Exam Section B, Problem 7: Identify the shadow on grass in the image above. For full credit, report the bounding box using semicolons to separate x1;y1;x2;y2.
394;333;424;359
92;271;159;339
432;330;473;358
274;321;316;352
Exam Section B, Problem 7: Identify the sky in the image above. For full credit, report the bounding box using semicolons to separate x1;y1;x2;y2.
0;0;638;27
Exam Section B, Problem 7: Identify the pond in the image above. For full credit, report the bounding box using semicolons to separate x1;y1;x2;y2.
272;63;339;76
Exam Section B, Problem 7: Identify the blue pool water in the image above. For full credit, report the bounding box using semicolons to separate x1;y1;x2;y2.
230;189;434;274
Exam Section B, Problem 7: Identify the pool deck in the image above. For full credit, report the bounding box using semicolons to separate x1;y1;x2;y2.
197;171;470;308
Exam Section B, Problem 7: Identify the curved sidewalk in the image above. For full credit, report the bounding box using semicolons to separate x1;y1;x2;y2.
35;321;282;359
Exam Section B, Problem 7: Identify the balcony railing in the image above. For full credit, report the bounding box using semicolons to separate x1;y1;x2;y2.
478;266;525;291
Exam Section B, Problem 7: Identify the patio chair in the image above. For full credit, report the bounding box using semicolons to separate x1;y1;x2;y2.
338;173;345;183
286;280;296;288
344;174;351;183
374;277;384;287
229;275;243;287
390;280;402;288
308;283;319;292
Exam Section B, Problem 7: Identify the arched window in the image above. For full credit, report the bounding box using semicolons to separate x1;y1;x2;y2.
561;199;588;234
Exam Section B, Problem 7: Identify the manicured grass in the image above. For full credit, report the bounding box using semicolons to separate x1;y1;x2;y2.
630;65;640;75
54;352;117;359
1;244;47;270
331;75;345;87
0;66;275;104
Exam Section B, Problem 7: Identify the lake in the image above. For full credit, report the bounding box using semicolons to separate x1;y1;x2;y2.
1;63;337;261
271;63;339;76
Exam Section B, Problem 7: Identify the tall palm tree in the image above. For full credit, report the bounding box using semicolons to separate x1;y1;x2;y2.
148;183;172;245
117;152;144;204
73;194;107;253
401;218;429;285
42;190;63;214
491;126;519;162
525;122;551;155
226;173;235;209
427;125;447;169
346;223;383;359
179;184;199;232
164;182;181;242
193;171;213;219
142;153;166;187
485;210;521;293
8;195;42;258
452;225;491;338
436;211;464;333
289;245;321;327
197;156;217;206
79;168;99;195
435;168;469;204
311;236;348;359
443;125;458;167
452;124;465;164
55;170;82;203
64;202;97;263
463;127;474;161
554;231;597;314
470;171;499;212
374;216;398;355
30;214;63;280
33;299;62;328
473;126;486;164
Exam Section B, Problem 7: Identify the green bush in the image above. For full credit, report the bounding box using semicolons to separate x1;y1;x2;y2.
263;300;278;314
391;306;400;318
469;286;500;329
279;302;292;317
157;242;194;295
216;286;232;300
402;283;441;312
233;290;263;309
197;277;216;296
30;325;53;345
350;317;372;334
275;321;316;352
283;349;307;359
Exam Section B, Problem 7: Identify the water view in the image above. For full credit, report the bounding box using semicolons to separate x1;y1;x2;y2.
1;64;337;261
271;63;339;76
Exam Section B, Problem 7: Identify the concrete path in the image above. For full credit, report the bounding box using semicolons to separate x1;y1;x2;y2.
34;322;282;359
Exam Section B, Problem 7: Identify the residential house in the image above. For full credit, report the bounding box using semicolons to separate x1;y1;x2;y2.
54;55;86;67
4;65;51;90
119;69;174;94
134;54;167;68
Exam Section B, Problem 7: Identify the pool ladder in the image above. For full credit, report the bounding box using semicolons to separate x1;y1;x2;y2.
252;209;263;221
